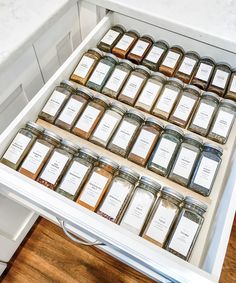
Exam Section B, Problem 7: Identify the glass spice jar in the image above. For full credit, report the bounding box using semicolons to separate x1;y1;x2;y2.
37;139;78;190
86;53;118;92
168;134;203;187
112;30;140;59
89;102;127;148
97;25;125;53
70;48;103;85
188;92;220;137
189;143;223;196
19;130;61;180
77;156;119;211
169;85;201;128
165;196;207;261
54;88;93;131
148;125;184;177
119;176;161;235
39;80;76;124
72;94;109;140
118;65;150;106
135;72;167;113
142;40;169;71
152;77;184;120
107;109;145;157
142;187;184;247
207;62;231;97
128;117;164;167
159;45;184;77
96;166;140;223
191;57;215;90
102;59;134;98
174;51;200;83
1;122;44;170
225;70;236;101
208;99;236;144
56;148;98;200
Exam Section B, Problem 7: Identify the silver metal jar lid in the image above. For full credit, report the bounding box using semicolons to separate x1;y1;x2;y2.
221;98;236;108
104;53;119;63
61;80;77;91
99;156;119;170
184;133;203;145
165;124;184;136
184;84;201;95
113;24;126;33
202;91;221;102
162;187;184;202
185;51;200;59
89;48;104;57
167;77;184;88
139;176;161;192
142;34;155;43
152;72;167;81
110;102;127;114
26;121;44;133
184;196;208;212
128;29;140;37
119;166;140;182
94;94;110;106
203;143;223;154
216;61;232;70
135;65;151;75
79;147;99;160
119;59;134;69
201;56;216;64
43;130;61;143
156;40;169;48
146;117;164;129
61;139;80;152
127;109;146;121
76;87;94;99
171;45;185;54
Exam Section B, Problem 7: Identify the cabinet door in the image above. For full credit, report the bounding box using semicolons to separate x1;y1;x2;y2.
0;262;7;276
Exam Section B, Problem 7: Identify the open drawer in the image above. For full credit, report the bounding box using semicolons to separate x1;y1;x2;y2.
0;11;235;283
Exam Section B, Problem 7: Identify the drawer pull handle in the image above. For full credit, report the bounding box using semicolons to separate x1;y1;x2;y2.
57;218;104;246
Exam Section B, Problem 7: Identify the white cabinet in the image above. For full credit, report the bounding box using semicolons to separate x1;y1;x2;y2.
0;262;7;276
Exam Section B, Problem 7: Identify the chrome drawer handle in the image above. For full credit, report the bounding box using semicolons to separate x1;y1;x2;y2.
57;218;104;246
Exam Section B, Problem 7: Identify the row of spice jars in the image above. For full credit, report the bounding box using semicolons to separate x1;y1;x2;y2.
96;25;236;98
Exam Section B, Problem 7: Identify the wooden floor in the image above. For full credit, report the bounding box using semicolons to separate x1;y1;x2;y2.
1;217;236;283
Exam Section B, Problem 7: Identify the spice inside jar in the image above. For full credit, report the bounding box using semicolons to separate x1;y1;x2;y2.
135;72;167;113
77;156;119;211
70;48;103;85
168;134;203;187
118;65;150;106
188;92;220;137
169;85;201;128
38;80;76;124
1;122;44;170
189;143;223;196
128;117;164;166
225;70;236;101
142;187;184;247
142;40;169;71
112;30;139;59
152;77;183;120
102;59;134;98
165;196;207;261
208;99;236;144
56;148;98;200
96;166;139;223
107;109;145;157
72;94;109;140
97;25;125;53
19;130;61;180
148;125;184;177
89;102;126;148
119;176;161;235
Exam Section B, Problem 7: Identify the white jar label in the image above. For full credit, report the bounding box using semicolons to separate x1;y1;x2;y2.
99;181;131;219
211;110;234;138
79;172;109;207
101;29;120;45
230;75;236;93
145;46;165;63
193;156;219;189
169;215;199;257
162;51;180;68
88;62;111;85
192;103;215;129
73;56;95;78
137;81;161;107
40;152;69;185
59;161;90;195
172;96;196;122
146;202;177;244
131;40;149;56
172;147;198;179
195;63;213;81
112;121;137;149
92;113;120;142
121;75;144;99
212;70;229;89
155;88;179;114
130;129;156;159
21;142;50;174
3;133;31;164
105;69;128;92
57;98;83;125
152;138;177;169
178;57;197;75
75;105;101;132
42;91;67;116
115;35;135;51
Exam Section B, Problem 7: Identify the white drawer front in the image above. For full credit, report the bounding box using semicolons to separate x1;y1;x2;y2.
0;262;7;276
